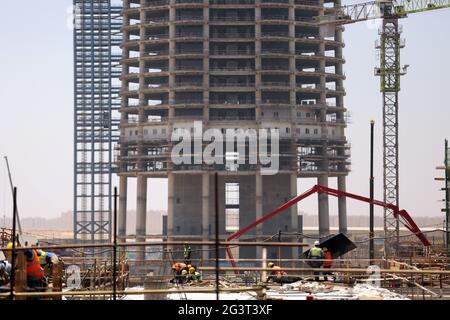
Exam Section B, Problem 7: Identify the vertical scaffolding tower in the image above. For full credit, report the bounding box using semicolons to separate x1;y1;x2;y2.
73;0;122;241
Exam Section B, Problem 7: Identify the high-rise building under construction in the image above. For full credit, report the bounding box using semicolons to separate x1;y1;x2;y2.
117;0;350;261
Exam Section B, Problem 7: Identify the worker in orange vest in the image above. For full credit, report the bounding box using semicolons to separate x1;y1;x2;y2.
267;262;287;283
322;247;333;281
5;241;46;291
25;247;46;291
268;262;287;276
171;262;187;273
171;262;188;284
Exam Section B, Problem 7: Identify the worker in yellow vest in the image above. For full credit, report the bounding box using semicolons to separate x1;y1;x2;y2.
307;241;324;281
36;250;59;267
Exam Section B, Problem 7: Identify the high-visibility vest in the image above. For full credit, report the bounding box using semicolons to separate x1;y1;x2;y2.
310;247;323;258
5;242;13;261
323;251;333;267
37;250;47;265
26;249;45;280
184;246;191;259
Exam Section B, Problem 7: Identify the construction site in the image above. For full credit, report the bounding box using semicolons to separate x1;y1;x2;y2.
1;0;450;301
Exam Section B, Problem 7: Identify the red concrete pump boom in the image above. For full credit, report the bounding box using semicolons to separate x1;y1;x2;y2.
225;185;430;272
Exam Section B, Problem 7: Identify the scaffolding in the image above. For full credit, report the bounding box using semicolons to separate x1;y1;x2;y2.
73;0;122;242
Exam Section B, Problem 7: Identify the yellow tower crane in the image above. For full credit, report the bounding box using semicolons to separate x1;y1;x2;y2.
316;0;450;256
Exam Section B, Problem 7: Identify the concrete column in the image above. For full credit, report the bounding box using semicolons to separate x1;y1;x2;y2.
261;247;267;282
136;175;147;261
203;2;210;112
168;5;176;107
255;3;262;123
118;176;128;242
318;175;330;238
290;173;299;260
167;172;175;238
255;172;263;259
202;173;210;260
337;176;348;234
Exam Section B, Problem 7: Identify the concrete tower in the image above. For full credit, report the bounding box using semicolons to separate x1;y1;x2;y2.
118;0;350;261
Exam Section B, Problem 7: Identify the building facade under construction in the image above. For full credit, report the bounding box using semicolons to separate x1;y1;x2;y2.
117;0;351;261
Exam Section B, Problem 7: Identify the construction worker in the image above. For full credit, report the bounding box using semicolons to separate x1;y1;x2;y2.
183;244;192;264
171;262;187;284
322;247;333;281
36;249;60;280
267;262;287;283
37;250;59;267
179;269;189;284
186;266;201;283
307;241;324;281
0;252;11;285
4;241;13;262
5;241;47;291
267;262;287;276
171;262;187;273
24;246;47;291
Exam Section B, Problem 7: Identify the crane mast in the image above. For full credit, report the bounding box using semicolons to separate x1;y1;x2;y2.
376;18;404;256
317;0;450;256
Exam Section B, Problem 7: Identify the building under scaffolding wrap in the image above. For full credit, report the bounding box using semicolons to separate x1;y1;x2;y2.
73;0;122;241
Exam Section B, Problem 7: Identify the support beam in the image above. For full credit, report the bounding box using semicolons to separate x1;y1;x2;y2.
202;173;210;260
167;172;175;253
136;175;147;261
337;176;348;234
255;172;263;259
118;176;127;243
318;175;330;238
290;173;299;260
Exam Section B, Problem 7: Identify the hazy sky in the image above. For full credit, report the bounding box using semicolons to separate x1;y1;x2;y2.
0;1;449;226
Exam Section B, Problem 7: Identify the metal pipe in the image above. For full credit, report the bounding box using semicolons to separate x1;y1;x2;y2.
2;241;310;252
214;172;219;301
4;157;22;234
370;120;375;264
113;187;118;300
10;187;17;301
445;139;449;256
199;266;450;275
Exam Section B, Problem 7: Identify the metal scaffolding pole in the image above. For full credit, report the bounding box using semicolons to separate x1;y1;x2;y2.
445;139;450;255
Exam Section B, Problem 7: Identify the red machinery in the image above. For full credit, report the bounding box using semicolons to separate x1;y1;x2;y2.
225;185;431;272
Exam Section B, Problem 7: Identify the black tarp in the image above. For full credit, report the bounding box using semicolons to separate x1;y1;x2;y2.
303;233;357;259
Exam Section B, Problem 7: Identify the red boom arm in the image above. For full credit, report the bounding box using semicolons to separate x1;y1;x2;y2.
225;185;430;273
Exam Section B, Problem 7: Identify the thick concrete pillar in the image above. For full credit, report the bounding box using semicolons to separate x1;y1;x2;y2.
255;172;263;259
202;173;210;260
118;176;128;243
290;173;299;260
136;175;147;262
337;176;348;234
318;175;330;238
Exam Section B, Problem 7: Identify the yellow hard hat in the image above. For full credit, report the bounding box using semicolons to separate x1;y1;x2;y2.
6;242;13;249
189;267;195;274
267;262;275;268
181;270;188;276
